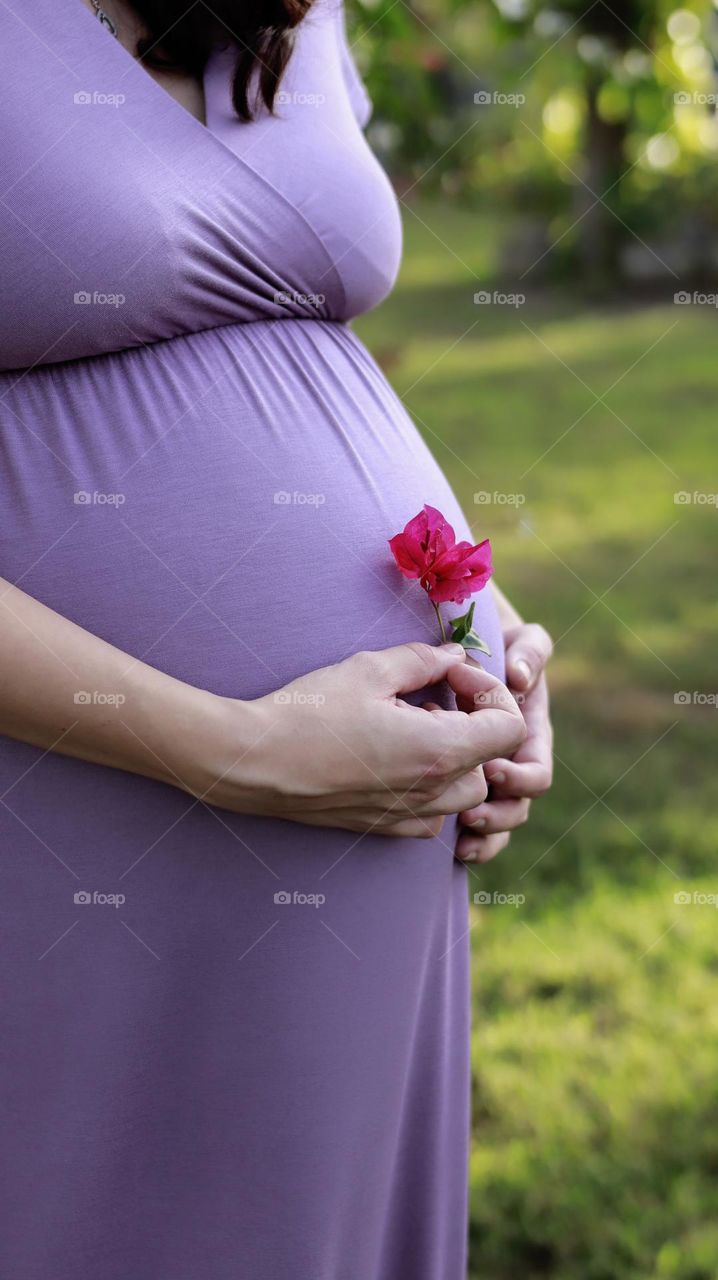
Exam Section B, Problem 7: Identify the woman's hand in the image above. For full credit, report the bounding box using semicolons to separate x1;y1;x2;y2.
0;574;527;843
454;623;554;864
200;643;526;837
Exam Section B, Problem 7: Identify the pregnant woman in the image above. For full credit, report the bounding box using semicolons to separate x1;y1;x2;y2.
0;2;553;1277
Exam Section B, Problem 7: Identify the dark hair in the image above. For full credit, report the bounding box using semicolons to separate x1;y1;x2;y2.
132;0;314;121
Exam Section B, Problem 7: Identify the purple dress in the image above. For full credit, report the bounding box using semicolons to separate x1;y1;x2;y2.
0;3;504;1276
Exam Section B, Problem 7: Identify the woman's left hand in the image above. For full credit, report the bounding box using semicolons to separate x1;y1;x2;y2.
454;623;554;864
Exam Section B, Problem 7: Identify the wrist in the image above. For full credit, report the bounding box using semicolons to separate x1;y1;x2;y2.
168;685;270;809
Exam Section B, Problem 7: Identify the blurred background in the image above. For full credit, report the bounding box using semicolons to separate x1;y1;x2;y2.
348;1;718;1276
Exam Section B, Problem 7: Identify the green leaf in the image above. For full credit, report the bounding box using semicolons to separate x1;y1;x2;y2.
460;630;492;656
449;602;491;655
448;600;475;641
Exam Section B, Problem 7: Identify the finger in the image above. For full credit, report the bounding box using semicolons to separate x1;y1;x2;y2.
421;767;488;817
483;757;553;799
379;815;446;839
357;641;466;697
504;623;553;693
443;665;527;764
458;797;530;833
455;830;510;864
450;655;484;714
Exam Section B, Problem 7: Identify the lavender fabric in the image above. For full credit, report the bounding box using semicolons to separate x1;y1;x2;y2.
0;3;504;1277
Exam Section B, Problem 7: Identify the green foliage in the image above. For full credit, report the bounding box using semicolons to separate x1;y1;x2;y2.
355;198;718;1279
348;0;718;281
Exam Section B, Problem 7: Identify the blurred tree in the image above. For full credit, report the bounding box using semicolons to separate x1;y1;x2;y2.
348;0;718;289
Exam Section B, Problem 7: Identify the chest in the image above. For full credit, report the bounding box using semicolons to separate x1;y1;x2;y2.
0;0;402;370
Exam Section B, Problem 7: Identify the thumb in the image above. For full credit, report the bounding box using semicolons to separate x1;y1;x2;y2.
363;641;466;696
504;623;553;693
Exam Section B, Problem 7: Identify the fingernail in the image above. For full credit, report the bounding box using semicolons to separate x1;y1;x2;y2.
441;643;465;656
514;659;531;685
487;770;506;784
473;816;486;829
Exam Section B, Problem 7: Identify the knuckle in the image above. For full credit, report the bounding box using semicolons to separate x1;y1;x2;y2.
349;649;382;682
472;771;489;805
534;766;553;795
405;642;438;681
530;624;553;659
538;624;554;657
419;748;454;786
507;715;528;752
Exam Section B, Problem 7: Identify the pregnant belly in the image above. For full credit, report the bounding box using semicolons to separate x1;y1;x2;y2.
0;319;504;696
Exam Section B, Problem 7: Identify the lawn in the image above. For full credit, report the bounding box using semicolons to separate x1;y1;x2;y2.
355;198;718;1280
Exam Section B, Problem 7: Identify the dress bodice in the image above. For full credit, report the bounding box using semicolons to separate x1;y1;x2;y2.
0;0;403;371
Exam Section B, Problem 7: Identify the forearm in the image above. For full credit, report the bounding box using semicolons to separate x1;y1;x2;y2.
0;577;226;793
491;580;523;631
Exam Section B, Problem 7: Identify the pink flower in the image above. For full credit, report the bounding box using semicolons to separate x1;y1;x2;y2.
388;505;492;605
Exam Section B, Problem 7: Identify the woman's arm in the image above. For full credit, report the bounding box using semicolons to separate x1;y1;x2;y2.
0;576;217;789
0;577;526;836
491;580;523;631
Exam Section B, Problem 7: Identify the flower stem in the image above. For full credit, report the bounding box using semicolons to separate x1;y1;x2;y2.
432;600;447;643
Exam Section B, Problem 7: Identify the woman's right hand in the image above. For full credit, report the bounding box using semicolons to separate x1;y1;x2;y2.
198;643;527;838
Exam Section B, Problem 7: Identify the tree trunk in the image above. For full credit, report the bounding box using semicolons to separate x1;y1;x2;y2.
574;72;628;292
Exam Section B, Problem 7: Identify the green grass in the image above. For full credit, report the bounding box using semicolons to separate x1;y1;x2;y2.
355;197;718;1280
